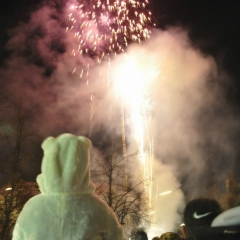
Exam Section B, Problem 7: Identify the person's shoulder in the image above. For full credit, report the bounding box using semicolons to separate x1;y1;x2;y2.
21;194;42;207
85;195;121;222
18;193;57;216
87;194;111;208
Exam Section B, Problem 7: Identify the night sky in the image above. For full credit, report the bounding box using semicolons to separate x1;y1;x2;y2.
0;0;240;200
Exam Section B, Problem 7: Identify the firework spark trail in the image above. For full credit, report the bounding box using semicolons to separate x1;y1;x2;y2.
113;52;159;209
66;0;152;72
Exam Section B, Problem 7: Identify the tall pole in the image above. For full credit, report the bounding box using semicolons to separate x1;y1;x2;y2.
121;104;128;187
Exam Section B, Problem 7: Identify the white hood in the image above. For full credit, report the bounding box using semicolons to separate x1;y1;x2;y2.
36;133;95;195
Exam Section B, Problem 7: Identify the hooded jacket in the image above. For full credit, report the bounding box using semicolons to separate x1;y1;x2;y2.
12;133;123;240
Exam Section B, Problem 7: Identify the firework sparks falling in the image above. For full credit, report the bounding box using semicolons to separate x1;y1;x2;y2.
112;52;159;207
159;190;172;196
66;0;152;64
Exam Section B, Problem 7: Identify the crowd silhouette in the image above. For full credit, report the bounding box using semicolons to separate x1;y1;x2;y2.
11;134;240;240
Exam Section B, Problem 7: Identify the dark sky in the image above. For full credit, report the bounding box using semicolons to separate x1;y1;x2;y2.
0;0;41;63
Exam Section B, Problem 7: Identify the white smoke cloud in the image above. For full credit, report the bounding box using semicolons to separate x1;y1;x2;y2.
100;27;238;232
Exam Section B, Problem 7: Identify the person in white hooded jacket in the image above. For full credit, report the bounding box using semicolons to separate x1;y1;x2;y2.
12;133;124;240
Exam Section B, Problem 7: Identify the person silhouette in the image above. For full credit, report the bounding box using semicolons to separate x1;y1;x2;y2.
12;133;123;240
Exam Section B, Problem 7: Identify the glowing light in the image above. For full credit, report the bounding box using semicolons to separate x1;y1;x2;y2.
147;226;165;240
113;54;158;105
148;211;156;215
159;190;172;196
112;51;159;212
69;4;77;10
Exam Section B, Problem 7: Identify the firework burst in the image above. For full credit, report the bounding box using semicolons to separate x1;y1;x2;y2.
66;0;152;63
